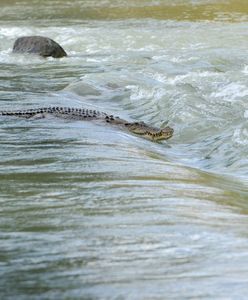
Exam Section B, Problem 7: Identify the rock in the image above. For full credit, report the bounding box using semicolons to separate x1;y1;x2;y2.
12;36;67;58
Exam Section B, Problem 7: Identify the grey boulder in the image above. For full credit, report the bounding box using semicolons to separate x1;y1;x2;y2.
13;36;67;58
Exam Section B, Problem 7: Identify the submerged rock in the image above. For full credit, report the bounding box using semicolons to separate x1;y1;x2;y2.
12;36;67;58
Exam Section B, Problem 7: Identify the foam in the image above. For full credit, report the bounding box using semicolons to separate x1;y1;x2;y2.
210;83;248;102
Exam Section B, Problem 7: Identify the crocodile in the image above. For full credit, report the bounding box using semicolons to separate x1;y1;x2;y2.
0;106;174;141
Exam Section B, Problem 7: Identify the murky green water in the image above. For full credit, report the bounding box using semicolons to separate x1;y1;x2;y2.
0;1;248;299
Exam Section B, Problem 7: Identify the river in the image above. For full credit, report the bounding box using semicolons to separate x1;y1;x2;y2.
0;0;248;299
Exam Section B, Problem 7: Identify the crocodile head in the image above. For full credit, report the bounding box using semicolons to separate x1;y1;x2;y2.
125;122;174;141
156;126;174;141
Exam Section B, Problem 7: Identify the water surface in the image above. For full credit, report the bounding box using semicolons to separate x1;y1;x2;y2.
0;1;248;299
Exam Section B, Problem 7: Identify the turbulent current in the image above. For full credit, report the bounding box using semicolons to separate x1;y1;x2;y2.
0;1;248;299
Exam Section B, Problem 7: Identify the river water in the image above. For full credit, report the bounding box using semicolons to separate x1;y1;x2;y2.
0;1;248;299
